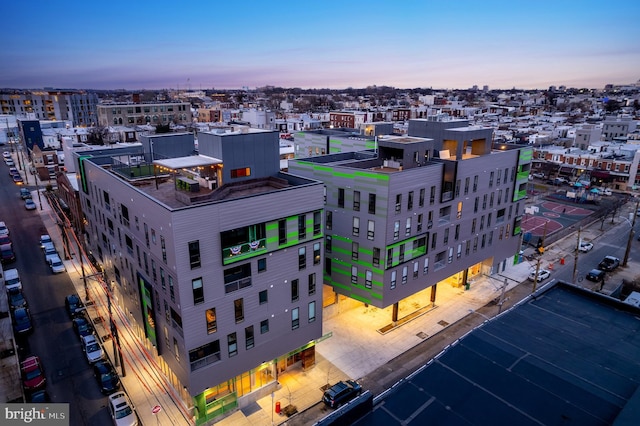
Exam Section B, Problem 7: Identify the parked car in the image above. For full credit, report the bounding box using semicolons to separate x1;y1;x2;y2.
598;256;620;272
322;380;362;408
12;174;23;184
20;356;46;392
42;242;57;259
528;269;551;282
578;242;594;252
13;307;33;335
4;268;22;291
93;360;121;394
24;199;36;210
603;189;613;196
2;151;11;159
532;172;545;179
65;294;84;317
72;314;94;339
0;234;11;247
19;187;30;199
108;391;137;426
48;254;66;273
39;234;52;248
0;246;16;264
6;159;15;167
0;221;9;236
82;334;105;363
28;389;50;403
586;269;606;282
11;167;20;177
8;288;28;310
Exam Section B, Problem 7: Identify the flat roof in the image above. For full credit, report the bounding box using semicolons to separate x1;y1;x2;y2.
357;282;640;425
153;155;222;170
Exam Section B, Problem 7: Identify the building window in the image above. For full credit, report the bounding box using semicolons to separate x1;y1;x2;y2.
423;258;429;274
466;240;471;255
353;190;360;211
365;270;372;288
160;268;165;291
402;266;408;284
228;333;238;357
169;276;175;301
405;218;411;236
457;202;462;219
455;224;460;241
291;279;299;302
174;338;180;361
399;244;405;263
326;211;332;230
352;241;359;260
419;188;425;207
298;214;306;239
489;171;494;187
259;290;268;305
313;211;322;235
454;179;460;198
368;193;376;214
298;247;306;270
417;214;423;232
443;228;449;245
407;191;414;210
338;188;345;207
245;326;254;350
325;236;332;253
394;221;400;240
482;194;487;210
431;232;437;250
309;301;316;323
395;194;402;213
430;186;436;204
387;248;393;268
188;241;201;269
313;242;321;265
373;247;380;266
278;219;287;245
367;220;375;240
490;193;494;208
192;278;204;305
206;308;216;334
292;308;300;330
391;271;397;289
161;236;167;263
234;298;244;323
308;273;316;295
351;266;358;284
413;262;419;278
353;217;360;237
480;215;485;231
258;258;267;273
260;319;269;334
464;177;470;195
230;167;251;178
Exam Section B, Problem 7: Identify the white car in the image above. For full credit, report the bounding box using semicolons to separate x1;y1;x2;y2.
42;242;57;259
40;234;52;248
528;269;551;282
82;334;104;363
532;172;545;179
48;254;66;274
108;392;138;426
579;242;594;252
0;221;9;237
25;199;36;210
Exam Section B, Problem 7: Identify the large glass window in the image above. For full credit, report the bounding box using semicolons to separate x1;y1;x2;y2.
291;308;300;330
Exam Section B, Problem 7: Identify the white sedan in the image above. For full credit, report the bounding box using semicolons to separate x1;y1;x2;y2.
579;242;594;252
528;269;551;282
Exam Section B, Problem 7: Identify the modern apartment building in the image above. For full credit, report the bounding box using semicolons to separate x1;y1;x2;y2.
96;101;192;126
0;90;99;126
74;128;325;424
289;117;531;320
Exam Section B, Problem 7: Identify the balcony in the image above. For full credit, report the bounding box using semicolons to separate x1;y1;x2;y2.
222;239;266;265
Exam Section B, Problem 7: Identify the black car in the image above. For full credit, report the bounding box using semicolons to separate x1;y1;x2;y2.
598;256;620;272
1;246;16;264
586;269;605;282
28;389;50;403
13;307;33;335
65;294;84;317
322;380;362;408
72;314;94;339
93;360;121;394
8;288;28;310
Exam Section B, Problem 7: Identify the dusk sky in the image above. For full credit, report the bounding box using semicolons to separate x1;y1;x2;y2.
2;0;639;91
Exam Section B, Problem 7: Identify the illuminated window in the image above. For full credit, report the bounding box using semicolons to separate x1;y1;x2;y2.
230;167;251;178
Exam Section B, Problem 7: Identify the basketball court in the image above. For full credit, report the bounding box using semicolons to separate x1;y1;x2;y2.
522;200;593;237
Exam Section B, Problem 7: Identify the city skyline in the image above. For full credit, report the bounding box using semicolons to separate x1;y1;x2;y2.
2;0;640;91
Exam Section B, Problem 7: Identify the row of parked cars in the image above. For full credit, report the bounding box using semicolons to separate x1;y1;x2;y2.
4;151;23;185
65;293;137;425
586;255;621;283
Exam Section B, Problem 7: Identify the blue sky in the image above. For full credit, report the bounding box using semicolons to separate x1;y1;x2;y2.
2;0;639;90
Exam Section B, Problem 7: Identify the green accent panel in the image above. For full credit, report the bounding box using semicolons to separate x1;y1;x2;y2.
329;139;343;145
333;171;354;179
332;281;351;291
266;223;278;231
266;236;278;244
517;171;529;180
329;147;342;153
371;292;383;300
332;235;352;243
519;148;533;161
365;140;377;149
354;170;389;181
311;164;332;173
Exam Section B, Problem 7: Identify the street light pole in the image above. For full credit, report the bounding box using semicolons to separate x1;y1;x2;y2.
623;200;639;267
572;227;581;283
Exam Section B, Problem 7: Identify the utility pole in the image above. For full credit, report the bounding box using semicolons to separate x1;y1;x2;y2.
623;200;640;267
572;227;581;283
497;278;508;313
